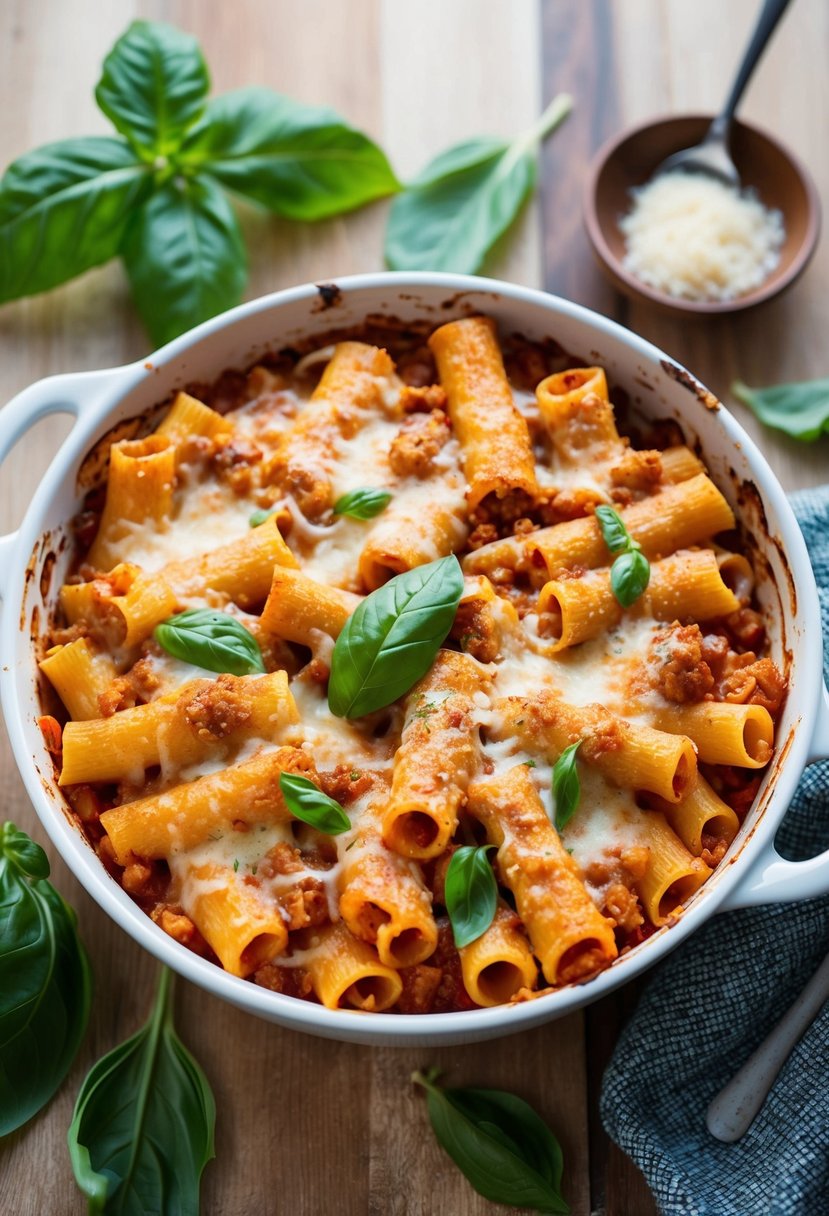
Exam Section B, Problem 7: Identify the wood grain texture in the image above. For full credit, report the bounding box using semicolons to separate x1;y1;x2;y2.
0;0;826;1213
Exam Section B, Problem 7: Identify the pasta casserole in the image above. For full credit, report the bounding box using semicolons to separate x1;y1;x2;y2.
38;315;786;1014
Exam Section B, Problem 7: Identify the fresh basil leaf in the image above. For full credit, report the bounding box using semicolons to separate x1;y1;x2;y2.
96;21;209;158
278;773;351;835
384;94;571;273
0;822;92;1136
249;508;276;527
610;548;651;608
594;504;631;555
552;742;581;833
122;174;247;346
733;377;829;442
0;137;151;302
413;1070;569;1213
332;487;392;520
328;555;464;719
154;609;265;675
69;966;215;1216
179;87;400;221
444;845;498;949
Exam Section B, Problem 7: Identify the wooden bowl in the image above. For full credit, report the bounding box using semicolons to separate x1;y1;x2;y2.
584;114;821;315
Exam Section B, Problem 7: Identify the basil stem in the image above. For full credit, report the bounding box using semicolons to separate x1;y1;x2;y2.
278;773;351;835
733;377;829;442
0;822;92;1136
412;1069;569;1213
444;845;498;949
332;487;392;520
552;742;582;833
594;504;650;608
69;966;215;1215
154;609;266;675
328;555;464;719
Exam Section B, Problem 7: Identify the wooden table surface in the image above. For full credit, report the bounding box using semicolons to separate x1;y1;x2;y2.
1;2;827;1212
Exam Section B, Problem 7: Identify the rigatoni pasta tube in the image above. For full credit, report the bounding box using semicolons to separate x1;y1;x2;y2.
59;565;178;649
303;921;403;1011
535;368;620;458
100;746;314;864
338;818;438;968
39;639;116;721
59;672;299;786
459;903;538;1006
358;495;468;591
261;567;360;645
176;862;288;978
634;812;711;926
467;765;617;985
87;436;176;571
155;391;232;445
491;695;697;803
661;775;740;857
536;549;739;651
384;651;486;859
162;515;298;608
660;445;705;484
649;701;774;768
428;316;538;512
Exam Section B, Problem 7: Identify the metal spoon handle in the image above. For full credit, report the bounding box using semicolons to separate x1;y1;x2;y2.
706;948;829;1143
710;0;794;142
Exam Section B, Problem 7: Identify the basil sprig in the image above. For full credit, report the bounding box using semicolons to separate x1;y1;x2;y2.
0;822;92;1136
733;377;829;442
278;773;351;835
552;742;582;833
412;1069;569;1214
0;21;398;346
154;609;266;675
332;487;392;520
385;94;571;274
328;555;464;719
69;966;215;1215
444;845;498;949
594;504;651;608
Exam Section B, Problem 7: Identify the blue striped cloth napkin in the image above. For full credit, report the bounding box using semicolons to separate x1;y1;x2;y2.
601;485;829;1216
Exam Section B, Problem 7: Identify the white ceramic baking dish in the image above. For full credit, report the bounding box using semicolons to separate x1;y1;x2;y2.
2;273;827;1046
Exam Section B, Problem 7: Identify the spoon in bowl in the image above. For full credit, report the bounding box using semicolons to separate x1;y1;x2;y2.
655;0;793;187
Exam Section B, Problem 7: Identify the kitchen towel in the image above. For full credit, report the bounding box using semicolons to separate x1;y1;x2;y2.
601;484;829;1216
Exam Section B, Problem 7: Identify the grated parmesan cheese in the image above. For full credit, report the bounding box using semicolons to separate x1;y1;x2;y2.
620;171;785;303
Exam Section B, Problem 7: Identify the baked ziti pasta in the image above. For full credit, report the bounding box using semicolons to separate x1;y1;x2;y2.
39;316;786;1014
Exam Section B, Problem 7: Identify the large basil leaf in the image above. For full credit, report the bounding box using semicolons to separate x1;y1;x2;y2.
0;822;92;1136
154;609;265;675
121;174;247;346
328;555;464;719
552;742;581;833
385;94;571;273
279;773;351;835
444;846;497;948
95;21;209;158
733;377;829;442
69;967;215;1216
179;87;399;221
0;138;150;302
413;1069;568;1213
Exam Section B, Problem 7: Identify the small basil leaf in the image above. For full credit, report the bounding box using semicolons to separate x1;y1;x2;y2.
444;845;498;949
328;555;464;719
553;741;581;833
95;20;209;158
610;549;651;608
0;138;151;303
68;966;215;1215
594;504;631;555
179;87;400;221
384;94;571;274
733;377;829;442
278;773;351;835
154;609;265;675
332;487;392;520
249;508;276;527
0;822;92;1136
413;1071;569;1213
122;174;247;346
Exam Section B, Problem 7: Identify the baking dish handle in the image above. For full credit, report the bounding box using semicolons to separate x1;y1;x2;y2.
0;367;130;600
720;681;829;909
